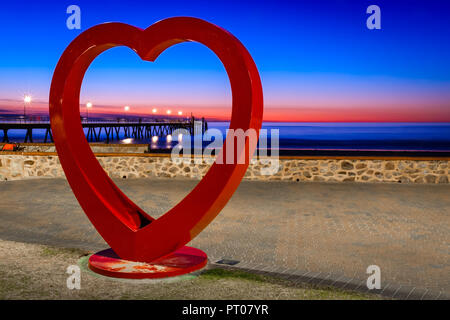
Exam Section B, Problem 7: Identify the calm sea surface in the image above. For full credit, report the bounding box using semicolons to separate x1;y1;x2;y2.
4;122;450;151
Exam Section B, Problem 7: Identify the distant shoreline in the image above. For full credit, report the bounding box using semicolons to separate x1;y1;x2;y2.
2;122;450;154
145;148;450;158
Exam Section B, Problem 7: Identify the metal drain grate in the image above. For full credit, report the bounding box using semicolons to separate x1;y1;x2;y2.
215;259;240;266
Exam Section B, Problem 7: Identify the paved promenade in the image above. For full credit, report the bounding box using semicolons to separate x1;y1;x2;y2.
0;178;448;299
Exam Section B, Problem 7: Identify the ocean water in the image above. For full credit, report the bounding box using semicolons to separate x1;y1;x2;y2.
3;122;450;151
211;122;450;151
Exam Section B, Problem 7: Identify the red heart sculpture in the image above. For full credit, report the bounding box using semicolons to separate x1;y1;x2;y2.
49;17;263;263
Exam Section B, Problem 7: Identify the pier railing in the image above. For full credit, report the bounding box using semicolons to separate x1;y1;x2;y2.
0;116;207;143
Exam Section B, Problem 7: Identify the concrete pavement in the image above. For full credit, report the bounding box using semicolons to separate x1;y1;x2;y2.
0;177;448;299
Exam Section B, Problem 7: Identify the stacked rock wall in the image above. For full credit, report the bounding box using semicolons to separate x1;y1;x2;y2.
0;152;448;184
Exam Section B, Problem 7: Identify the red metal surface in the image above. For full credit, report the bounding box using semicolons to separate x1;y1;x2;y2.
49;17;263;263
88;246;207;279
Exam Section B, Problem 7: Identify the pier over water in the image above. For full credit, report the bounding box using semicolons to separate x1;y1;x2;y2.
0;116;208;143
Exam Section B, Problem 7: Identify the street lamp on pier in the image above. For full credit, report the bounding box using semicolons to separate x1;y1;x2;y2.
23;95;31;121
86;102;93;122
124;106;130;121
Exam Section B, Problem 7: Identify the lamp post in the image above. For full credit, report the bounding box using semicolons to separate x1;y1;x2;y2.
124;105;130;122
86;102;93;122
23;95;31;121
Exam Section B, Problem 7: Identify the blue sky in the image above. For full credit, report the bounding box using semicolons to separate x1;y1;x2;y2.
0;0;449;121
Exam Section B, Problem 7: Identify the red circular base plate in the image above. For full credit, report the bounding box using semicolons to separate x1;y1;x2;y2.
88;246;207;279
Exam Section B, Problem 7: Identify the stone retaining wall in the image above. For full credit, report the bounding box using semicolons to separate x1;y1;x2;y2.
0;153;448;184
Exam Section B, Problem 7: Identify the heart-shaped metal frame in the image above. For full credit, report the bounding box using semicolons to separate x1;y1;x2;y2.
49;17;263;263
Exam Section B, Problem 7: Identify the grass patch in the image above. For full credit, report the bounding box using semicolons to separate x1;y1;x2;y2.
0;240;382;300
40;245;90;257
200;268;379;300
200;268;267;282
0;269;51;299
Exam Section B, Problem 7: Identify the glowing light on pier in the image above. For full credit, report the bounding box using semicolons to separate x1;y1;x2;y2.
177;111;182;116
152;108;157;113
124;106;130;112
166;110;172;115
152;136;159;143
85;102;93;121
23;95;32;118
166;134;172;143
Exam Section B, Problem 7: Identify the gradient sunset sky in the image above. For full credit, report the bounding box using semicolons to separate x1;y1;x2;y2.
0;0;449;121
